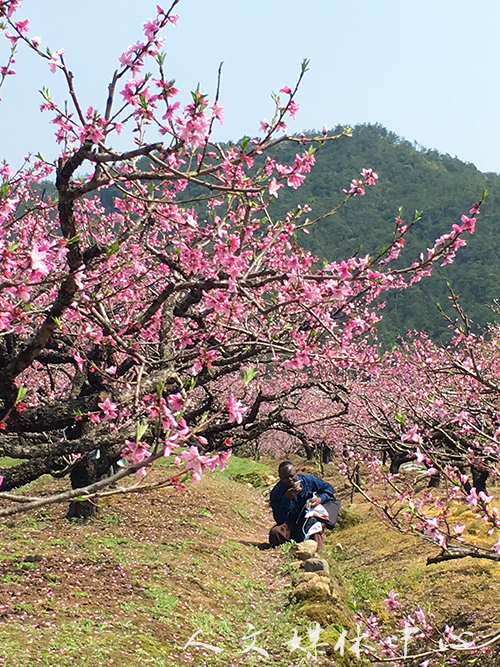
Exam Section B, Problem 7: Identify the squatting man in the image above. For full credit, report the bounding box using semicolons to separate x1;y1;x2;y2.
269;461;340;550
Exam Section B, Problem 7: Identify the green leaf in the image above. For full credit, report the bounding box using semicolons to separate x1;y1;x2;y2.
240;136;251;151
395;412;406;425
39;86;51;101
243;367;258;386
301;58;310;73
136;421;149;442
15;386;28;404
106;239;120;257
157;381;165;398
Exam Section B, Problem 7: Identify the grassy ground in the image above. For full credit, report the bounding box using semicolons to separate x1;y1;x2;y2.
0;457;499;666
0;457;327;667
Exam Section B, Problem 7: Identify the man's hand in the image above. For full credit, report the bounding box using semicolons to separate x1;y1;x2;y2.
285;480;302;499
309;496;323;508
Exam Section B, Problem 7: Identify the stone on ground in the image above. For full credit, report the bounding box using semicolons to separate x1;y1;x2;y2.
290;540;318;560
303;557;330;574
292;576;332;600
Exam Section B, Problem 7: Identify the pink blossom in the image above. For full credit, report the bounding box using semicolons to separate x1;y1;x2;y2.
0;197;18;222
15;18;28;33
1;1;23;19
160;400;178;430
16;283;31;300
118;49;134;68
443;625;457;642
0;475;3;489
168;392;184;411
268;178;283;198
122;439;151;473
401;424;423;444
143;18;160;41
361;168;378;186
80;124;105;144
287;100;300;118
466;487;479;508
343;179;365;197
210;102;224;124
478;490;493;504
287;172;306;189
163;435;179;458
493;538;500;554
98;397;118;420
4;31;19;45
73;351;85;372
29;244;50;276
259;118;270;133
176;446;208;483
227;395;247;424
280;86;292;94
338;260;351;281
414;447;425;463
460;214;476;233
384;589;399;612
47;48;65;73
218;450;232;472
423;517;447;548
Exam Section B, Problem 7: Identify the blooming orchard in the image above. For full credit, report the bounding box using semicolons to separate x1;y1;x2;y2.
0;0;482;527
330;295;500;565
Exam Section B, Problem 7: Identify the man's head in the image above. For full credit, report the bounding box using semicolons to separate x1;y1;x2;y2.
278;461;298;488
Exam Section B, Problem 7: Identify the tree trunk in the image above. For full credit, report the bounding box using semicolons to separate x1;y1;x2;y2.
66;453;99;519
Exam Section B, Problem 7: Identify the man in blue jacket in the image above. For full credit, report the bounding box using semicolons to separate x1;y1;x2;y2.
269;461;338;551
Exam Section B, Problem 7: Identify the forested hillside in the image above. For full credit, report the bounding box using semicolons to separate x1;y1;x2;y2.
268;124;500;346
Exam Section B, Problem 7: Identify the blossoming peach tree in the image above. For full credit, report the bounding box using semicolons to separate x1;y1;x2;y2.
330;295;500;559
317;307;500;664
0;0;481;536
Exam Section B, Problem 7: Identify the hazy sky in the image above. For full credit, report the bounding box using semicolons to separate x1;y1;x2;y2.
1;0;499;173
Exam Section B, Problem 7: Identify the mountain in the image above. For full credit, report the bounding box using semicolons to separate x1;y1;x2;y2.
269;123;500;346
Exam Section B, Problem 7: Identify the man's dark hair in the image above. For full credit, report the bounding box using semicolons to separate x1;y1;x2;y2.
278;461;295;473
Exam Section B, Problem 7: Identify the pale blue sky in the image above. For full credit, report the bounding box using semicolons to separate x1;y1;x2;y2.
1;0;499;173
